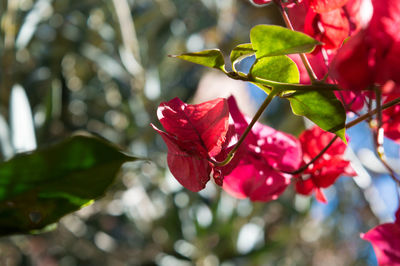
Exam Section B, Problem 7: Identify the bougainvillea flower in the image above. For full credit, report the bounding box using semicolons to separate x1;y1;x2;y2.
382;94;400;144
361;208;400;265
304;8;350;50
289;0;366;52
295;126;355;203
330;0;400;90
329;31;371;90
152;97;229;192
220;96;302;202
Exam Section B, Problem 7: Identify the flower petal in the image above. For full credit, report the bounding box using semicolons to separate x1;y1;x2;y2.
158;97;229;157
362;222;400;265
152;124;211;192
223;158;290;202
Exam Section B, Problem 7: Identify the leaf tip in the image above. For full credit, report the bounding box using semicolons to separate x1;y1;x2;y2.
336;128;347;144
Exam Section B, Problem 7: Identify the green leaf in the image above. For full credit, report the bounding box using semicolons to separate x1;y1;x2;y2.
0;134;137;236
250;25;320;58
250;56;300;86
287;91;346;141
230;43;254;68
171;49;226;72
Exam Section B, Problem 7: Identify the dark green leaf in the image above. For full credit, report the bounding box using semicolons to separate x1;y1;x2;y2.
287;91;346;141
0;134;137;236
250;56;300;86
171;49;226;72
250;25;320;58
230;43;254;68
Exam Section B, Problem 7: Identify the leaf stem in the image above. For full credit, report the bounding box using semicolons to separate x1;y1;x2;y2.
210;88;279;167
251;76;339;91
227;71;339;92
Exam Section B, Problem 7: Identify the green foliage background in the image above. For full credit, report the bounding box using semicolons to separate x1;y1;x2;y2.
0;0;377;265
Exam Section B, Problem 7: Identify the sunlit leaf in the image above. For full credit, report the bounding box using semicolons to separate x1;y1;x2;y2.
171;49;226;72
250;25;320;58
0;134;137;236
250;56;300;86
287;91;346;141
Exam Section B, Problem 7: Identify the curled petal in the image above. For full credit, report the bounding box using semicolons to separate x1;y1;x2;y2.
152;124;210;192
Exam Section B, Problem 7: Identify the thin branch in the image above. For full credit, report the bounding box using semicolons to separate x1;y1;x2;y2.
372;88;400;185
345;96;400;129
278;3;318;82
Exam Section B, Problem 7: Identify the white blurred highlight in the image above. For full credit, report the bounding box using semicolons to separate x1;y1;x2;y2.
10;84;37;153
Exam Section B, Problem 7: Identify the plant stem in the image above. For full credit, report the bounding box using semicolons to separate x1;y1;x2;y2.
278;3;318;82
210;88;279;167
375;88;384;157
227;71;340;92
251;76;339;91
372;89;400;185
345;97;400;129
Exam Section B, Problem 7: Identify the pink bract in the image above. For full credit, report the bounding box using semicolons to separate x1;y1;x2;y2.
295;126;355;203
330;0;400;90
289;0;364;52
304;7;350;50
221;96;302;202
361;208;400;265
152;97;229;192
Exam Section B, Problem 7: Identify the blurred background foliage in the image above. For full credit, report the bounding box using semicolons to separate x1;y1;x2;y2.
0;0;391;265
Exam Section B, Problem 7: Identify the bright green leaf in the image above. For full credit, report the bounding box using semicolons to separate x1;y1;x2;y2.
250;56;300;88
171;49;226;72
230;43;254;69
250;25;320;58
287;91;346;141
0;134;137;236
